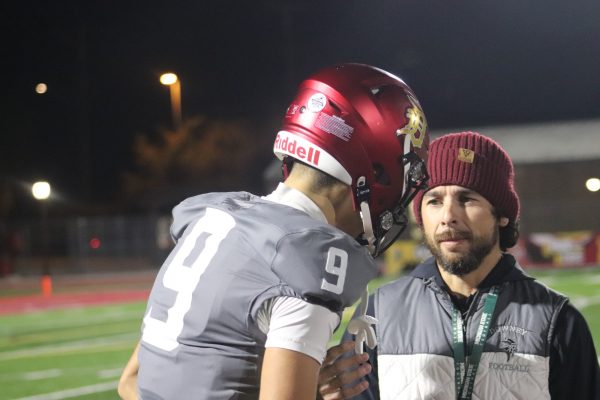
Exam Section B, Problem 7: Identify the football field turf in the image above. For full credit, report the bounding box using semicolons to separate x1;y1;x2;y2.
1;267;599;400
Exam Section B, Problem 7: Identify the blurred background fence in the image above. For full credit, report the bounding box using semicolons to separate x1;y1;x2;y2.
2;212;598;280
1;215;172;277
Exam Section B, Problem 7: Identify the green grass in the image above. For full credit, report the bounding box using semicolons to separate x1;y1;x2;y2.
0;303;144;400
1;268;599;399
528;268;600;348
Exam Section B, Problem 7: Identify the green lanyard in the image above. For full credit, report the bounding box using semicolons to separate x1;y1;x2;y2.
451;286;499;400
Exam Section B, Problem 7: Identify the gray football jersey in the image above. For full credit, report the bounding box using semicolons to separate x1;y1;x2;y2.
138;191;378;399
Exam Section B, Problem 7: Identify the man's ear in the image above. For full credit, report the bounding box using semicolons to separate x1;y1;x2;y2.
499;216;509;227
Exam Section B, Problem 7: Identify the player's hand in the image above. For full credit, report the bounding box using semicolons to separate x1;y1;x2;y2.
318;341;372;400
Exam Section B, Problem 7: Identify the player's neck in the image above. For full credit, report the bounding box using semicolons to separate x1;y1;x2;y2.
438;247;502;298
304;191;337;225
284;174;362;237
283;179;336;225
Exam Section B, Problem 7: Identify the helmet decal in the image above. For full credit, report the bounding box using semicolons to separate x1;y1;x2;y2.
315;113;354;142
307;93;327;112
396;93;427;149
286;104;300;116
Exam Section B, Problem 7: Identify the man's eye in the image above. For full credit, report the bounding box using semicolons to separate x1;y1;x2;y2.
426;199;440;205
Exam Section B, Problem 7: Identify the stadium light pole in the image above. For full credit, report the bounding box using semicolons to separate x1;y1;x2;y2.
32;181;52;297
159;72;182;129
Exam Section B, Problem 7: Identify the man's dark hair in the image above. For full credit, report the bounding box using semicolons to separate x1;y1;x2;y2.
493;207;520;251
499;220;519;251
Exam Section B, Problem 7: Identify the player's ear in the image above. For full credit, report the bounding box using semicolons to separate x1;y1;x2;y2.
499;216;509;227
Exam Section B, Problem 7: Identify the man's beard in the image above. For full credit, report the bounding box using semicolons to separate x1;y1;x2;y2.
424;227;499;276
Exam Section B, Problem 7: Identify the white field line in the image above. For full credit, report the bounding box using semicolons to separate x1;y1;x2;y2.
2;367;123;383
11;380;117;400
535;276;558;287
0;309;142;336
22;369;63;381
535;273;600;288
97;367;124;379
571;294;600;309
0;332;138;361
533;276;600;310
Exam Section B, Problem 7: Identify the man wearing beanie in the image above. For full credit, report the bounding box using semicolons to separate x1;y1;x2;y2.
318;132;600;400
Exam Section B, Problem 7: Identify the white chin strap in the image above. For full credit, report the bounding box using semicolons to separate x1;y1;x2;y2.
359;200;376;255
347;287;378;354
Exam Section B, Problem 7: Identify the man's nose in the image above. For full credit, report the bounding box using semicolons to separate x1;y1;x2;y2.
440;200;459;226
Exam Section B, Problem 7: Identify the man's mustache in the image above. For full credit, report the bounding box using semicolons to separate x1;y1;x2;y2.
435;229;472;242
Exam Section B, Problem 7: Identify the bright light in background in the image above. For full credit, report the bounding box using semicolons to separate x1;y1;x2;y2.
585;177;600;192
31;181;51;200
159;73;178;86
35;83;48;94
89;237;101;249
159;72;182;129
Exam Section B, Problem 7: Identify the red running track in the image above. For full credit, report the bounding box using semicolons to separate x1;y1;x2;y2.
0;290;150;315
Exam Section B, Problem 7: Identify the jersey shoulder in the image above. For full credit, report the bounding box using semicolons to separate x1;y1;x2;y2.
170;191;256;240
271;224;378;312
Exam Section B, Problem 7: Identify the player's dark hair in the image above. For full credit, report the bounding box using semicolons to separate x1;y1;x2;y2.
286;159;344;192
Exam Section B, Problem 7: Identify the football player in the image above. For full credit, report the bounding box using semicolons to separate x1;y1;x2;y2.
118;63;429;400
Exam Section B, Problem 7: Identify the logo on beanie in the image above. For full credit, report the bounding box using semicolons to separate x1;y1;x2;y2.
457;148;475;163
396;94;427;148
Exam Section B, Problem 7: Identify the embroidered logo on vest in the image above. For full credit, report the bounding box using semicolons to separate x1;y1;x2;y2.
490;324;529;361
500;338;518;361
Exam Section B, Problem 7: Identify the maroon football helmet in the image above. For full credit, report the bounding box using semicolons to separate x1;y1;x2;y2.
273;63;429;256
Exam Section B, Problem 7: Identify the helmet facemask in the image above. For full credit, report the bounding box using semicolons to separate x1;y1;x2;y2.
357;151;429;257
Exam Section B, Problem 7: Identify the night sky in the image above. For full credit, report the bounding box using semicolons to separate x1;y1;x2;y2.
2;0;600;211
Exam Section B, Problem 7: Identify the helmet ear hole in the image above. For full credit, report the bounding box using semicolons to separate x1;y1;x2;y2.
328;100;342;114
373;163;390;186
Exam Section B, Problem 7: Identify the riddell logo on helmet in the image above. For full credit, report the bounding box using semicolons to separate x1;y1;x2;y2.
274;133;321;166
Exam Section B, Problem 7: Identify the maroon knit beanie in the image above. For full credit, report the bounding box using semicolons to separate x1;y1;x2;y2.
412;131;520;225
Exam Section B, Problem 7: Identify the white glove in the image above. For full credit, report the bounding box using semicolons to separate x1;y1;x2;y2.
347;314;378;354
347;287;378;354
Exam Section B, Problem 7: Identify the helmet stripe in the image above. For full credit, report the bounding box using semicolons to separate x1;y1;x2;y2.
273;130;352;185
